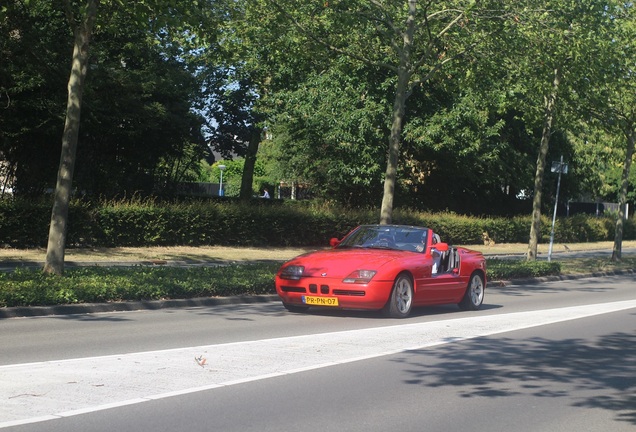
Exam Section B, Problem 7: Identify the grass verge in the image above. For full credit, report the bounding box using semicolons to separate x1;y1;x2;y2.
0;263;280;308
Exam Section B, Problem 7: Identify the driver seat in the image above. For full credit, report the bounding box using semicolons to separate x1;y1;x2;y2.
431;234;445;274
377;234;396;248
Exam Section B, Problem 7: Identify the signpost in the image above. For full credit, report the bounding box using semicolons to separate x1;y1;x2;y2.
218;164;226;197
548;156;568;262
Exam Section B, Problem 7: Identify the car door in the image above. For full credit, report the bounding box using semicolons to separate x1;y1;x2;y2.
414;246;464;304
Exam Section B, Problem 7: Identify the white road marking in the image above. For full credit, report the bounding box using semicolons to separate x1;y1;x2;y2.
1;300;635;428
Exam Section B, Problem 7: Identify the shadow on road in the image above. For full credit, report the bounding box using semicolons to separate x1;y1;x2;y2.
394;318;636;426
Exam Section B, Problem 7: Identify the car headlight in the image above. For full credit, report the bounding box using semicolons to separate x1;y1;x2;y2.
343;270;377;284
279;265;305;280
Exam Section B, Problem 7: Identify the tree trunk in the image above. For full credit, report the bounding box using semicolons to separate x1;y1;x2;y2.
239;127;262;201
379;0;416;225
379;70;410;225
43;0;99;275
527;67;561;261
611;122;635;261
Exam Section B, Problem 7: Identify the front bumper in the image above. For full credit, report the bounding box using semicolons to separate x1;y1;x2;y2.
275;277;394;310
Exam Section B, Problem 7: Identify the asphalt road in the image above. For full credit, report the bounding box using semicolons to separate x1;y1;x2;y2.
1;274;635;431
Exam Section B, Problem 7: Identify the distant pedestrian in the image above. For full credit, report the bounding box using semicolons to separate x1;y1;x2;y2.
260;188;270;199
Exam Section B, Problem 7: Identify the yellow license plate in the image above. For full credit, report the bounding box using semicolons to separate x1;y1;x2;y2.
302;296;339;306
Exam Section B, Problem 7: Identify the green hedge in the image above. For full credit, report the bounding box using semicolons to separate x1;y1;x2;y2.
0;197;634;248
487;259;562;280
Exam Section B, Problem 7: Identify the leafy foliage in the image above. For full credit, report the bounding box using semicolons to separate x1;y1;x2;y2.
266;60;389;206
0;0;209;198
1;0;635;232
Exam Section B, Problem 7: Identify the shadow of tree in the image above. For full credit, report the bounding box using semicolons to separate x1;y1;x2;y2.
395;328;636;426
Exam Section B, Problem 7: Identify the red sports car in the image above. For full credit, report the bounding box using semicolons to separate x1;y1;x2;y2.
275;224;487;318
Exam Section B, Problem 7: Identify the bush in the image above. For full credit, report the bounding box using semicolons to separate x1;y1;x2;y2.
0;197;634;249
487;259;561;280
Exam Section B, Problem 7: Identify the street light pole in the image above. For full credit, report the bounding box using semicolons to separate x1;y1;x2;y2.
548;155;568;262
218;164;226;197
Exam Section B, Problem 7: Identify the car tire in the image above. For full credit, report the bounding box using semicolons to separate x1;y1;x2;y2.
283;303;310;313
383;273;414;318
458;272;485;311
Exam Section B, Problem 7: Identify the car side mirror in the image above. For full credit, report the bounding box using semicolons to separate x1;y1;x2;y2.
434;242;449;252
330;238;341;247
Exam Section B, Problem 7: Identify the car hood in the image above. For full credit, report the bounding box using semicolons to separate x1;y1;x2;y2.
281;248;406;278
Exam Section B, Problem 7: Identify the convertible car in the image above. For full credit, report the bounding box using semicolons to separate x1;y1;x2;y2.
275;224;487;318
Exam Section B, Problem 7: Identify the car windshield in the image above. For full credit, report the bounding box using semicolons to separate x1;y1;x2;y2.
337;225;428;253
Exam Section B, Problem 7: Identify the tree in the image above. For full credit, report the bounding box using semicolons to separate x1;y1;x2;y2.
526;66;561;260
79;18;207;197
579;1;636;261
487;1;618;260
265;62;388;206
251;0;495;222
0;1;209;199
41;0;219;274
240;128;264;200
198;68;264;200
44;0;99;275
398;46;538;215
0;1;71;196
255;3;538;213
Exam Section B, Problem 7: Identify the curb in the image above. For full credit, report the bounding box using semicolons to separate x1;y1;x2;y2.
491;268;636;286
0;294;280;319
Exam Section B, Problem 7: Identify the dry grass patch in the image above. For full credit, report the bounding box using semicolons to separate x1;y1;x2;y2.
558;256;636;275
461;240;636;255
0;246;319;263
